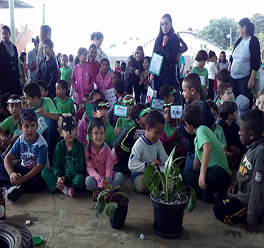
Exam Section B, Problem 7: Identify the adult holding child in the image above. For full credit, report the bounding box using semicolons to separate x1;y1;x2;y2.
91;32;108;63
230;18;261;106
152;14;187;93
0;25;22;95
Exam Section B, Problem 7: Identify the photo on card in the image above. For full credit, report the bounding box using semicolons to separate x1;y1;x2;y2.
170;105;183;119
113;104;128;118
150;97;165;110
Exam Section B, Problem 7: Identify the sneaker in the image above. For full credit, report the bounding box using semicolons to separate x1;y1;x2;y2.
3;185;23;202
61;186;75;198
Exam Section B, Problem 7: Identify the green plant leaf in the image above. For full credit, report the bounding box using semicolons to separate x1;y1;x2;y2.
95;192;106;218
149;170;161;191
113;185;123;191
164;147;175;178
186;186;196;213
114;191;128;198
105;202;118;220
144;164;156;190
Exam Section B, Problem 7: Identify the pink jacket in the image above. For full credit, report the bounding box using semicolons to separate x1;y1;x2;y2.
77;113;88;148
95;71;113;97
85;142;113;181
71;62;95;104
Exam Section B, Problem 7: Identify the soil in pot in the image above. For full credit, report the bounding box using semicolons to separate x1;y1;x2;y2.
151;193;188;239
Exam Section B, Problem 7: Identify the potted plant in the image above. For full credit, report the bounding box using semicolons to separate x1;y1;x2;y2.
94;181;129;229
144;147;196;239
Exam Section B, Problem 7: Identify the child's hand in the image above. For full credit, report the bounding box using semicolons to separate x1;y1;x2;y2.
97;178;104;188
16;173;27;185
0;134;9;144
227;184;238;197
172;128;178;138
150;74;155;81
229;146;240;156
56;177;65;190
244;223;257;234
10;172;19;185
202;85;208;95
163;35;169;46
135;69;140;76
151;160;162;167
115;128;122;136
225;150;233;157
37;107;46;117
247;78;255;89
198;173;207;190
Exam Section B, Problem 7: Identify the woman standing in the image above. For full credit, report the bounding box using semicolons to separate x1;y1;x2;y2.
124;46;144;103
0;25;22;95
230;18;261;105
153;14;187;92
218;51;228;71
91;32;108;63
27;36;39;82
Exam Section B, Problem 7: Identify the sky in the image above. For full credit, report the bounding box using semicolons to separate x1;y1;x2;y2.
0;0;262;56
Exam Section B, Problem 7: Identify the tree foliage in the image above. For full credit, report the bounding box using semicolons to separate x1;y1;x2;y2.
198;17;239;50
251;13;264;35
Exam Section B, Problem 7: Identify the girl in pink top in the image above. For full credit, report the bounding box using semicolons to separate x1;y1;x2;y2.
87;44;100;78
71;47;95;104
85;118;124;191
95;58;112;97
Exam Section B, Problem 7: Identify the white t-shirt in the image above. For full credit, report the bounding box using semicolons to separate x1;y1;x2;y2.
207;61;218;80
231;37;251;79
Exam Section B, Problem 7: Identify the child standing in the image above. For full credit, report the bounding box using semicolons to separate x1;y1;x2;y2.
139;56;151;103
87;44;100;78
128;110;168;193
85;118;124;191
36;39;59;99
191;50;209;99
214;109;264;233
114;95;135;137
96;58;112;97
60;54;73;90
71;47;95;105
207;51;218;100
182;104;231;203
55;80;75;114
41;114;85;197
1;109;48;202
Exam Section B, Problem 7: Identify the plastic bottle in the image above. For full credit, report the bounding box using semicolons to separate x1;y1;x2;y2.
0;188;6;220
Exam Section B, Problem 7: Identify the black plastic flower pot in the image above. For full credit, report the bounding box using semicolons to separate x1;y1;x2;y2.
150;193;188;239
109;201;129;229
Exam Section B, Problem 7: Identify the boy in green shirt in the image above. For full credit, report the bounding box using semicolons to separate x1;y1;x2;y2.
114;95;135;136
182;104;231;203
60;54;72;90
42;114;85;197
55;80;75;114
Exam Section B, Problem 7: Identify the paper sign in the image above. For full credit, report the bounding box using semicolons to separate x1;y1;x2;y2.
150;98;164;110
199;76;205;86
113;104;128;118
170;105;183;119
37;116;48;134
146;86;157;103
104;88;116;111
133;129;145;140
86;103;94;120
148;52;164;76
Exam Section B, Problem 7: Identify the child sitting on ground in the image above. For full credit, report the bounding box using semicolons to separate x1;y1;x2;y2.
160;103;186;156
213;109;264;233
159;84;176;104
74;94;90;124
182;104;231;203
128;110;168;194
85;117;124;192
37;80;49;98
217;82;233;106
41;114;85;198
55;80;75;114
114;95;135;137
1;108;49;202
258;89;264;113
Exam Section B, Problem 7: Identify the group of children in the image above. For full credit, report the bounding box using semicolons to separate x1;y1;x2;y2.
0;45;264;234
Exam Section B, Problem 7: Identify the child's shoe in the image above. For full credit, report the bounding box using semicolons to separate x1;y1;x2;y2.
61;186;76;198
3;185;23;202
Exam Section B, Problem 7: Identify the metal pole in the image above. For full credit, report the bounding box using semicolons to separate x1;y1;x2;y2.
42;4;45;24
230;27;232;46
9;0;16;44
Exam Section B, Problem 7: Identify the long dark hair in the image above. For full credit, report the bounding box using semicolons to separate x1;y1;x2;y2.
219;51;227;63
159;14;175;37
239;18;255;36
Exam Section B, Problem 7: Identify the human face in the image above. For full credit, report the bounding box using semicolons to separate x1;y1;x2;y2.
24;93;36;107
61;57;68;67
80;96;89;109
95;107;109;119
161;17;171;35
20;97;28;108
20;120;38;143
136;114;147;129
43;44;52;56
135;50;143;61
7;103;21;118
143;59;149;70
164;107;171;122
94;38;103;49
79;51;87;64
221;88;233;103
39;86;48;97
239;120;251;146
111;73;119;84
182;81;193;103
88;47;97;61
60;127;76;144
89;126;105;148
55;83;65;97
210;108;218;122
197;60;206;69
165;94;175;104
146;122;164;143
230;110;238;122
101;61;110;74
238;24;246;38
219;53;225;62
184;122;195;135
1;29;10;42
258;94;264;113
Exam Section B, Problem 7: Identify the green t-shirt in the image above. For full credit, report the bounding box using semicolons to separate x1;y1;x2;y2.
86;122;115;147
163;123;181;147
114;118;135;133
191;66;209;88
35;97;58;121
213;124;227;148
195;125;231;175
55;96;75;114
60;67;72;84
0;116;19;137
